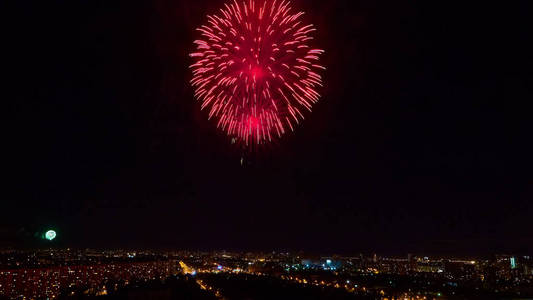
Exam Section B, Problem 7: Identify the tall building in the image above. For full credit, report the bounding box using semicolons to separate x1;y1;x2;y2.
510;257;517;269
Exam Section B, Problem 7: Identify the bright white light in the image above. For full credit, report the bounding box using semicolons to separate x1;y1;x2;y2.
45;230;56;241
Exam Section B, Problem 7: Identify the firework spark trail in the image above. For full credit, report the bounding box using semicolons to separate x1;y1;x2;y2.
190;0;325;145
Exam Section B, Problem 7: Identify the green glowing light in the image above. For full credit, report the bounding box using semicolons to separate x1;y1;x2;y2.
45;230;56;241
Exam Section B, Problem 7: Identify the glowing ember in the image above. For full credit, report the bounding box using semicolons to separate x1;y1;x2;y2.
190;0;325;145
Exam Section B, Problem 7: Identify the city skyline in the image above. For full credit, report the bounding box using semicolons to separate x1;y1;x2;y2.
1;248;532;299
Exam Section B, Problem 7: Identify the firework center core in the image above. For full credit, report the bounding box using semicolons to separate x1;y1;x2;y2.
251;66;264;78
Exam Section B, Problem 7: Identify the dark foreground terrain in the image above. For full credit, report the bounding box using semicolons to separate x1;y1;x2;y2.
57;273;533;300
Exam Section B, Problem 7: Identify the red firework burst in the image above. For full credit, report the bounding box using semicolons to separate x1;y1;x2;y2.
190;0;325;145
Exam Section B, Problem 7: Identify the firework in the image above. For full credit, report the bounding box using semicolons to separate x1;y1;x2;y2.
190;0;325;145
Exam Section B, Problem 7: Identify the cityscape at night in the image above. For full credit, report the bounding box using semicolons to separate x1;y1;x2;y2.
4;0;533;299
1;248;533;299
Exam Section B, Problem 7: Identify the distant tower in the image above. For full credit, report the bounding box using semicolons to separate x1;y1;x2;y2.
510;257;517;269
407;253;414;271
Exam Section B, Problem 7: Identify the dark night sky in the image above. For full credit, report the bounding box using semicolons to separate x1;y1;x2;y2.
5;1;533;255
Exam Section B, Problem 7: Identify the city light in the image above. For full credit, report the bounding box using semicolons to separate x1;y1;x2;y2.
1;250;532;299
511;257;517;269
